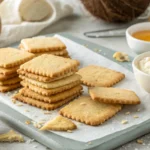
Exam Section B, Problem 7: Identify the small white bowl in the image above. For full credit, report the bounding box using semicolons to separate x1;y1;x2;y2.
132;51;150;93
126;22;150;54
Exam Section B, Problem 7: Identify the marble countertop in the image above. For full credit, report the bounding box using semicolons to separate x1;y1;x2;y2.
1;16;149;150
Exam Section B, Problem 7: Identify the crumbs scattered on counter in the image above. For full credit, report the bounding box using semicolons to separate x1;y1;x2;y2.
121;120;128;124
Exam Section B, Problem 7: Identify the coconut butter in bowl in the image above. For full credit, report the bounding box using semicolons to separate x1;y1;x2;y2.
126;22;150;54
132;52;150;93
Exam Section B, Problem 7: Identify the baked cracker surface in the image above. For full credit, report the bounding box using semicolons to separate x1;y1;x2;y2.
13;92;82;110
0;48;34;68
21;80;81;96
20;54;79;77
18;70;76;82
19;74;81;89
19;85;83;103
0;77;21;86
40;116;77;131
89;87;141;105
0;66;19;75
20;37;66;52
60;96;122;126
77;65;125;87
0;83;21;93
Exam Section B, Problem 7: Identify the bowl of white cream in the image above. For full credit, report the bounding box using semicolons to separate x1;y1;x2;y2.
132;51;150;93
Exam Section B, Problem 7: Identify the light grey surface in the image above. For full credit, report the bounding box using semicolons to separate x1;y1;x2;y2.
1;16;150;150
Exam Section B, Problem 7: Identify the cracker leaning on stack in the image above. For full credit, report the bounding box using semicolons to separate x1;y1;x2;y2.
19;37;69;58
0;48;34;92
13;54;82;110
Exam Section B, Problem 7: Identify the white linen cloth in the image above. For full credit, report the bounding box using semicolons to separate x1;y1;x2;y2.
0;0;88;47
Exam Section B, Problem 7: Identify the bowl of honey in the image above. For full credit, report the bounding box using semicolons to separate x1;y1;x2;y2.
126;22;150;54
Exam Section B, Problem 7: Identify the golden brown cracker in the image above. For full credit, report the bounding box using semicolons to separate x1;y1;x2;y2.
0;77;21;86
0;83;21;92
20;54;79;77
77;65;125;87
20;37;66;52
13;92;81;110
40;116;77;131
60;96;122;126
19;85;83;103
0;73;18;81
21;80;81;96
0;48;34;68
89;87;140;105
19;74;81;89
18;70;76;83
0;66;19;75
34;49;68;57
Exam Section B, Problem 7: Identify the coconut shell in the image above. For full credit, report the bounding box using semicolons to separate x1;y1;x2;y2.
81;0;150;22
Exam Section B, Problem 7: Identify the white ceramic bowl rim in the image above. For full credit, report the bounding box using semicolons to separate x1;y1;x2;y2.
126;22;150;44
132;51;150;77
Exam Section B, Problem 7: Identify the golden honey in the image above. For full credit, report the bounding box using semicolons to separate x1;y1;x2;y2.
132;30;150;42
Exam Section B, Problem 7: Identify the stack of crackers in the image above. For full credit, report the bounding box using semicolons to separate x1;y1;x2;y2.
0;48;34;92
19;37;69;58
13;54;83;110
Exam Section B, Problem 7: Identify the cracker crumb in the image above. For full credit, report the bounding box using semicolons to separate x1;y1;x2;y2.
113;52;130;62
137;139;143;144
121;120;128;124
32;122;41;129
133;115;139;118
16;103;23;107
44;111;51;115
67;130;72;133
125;111;130;115
84;44;88;47
88;141;92;145
25;120;31;125
137;108;141;112
25;109;30;112
12;99;16;104
38;121;45;125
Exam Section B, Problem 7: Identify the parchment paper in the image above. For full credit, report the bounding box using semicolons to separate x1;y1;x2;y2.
0;35;150;143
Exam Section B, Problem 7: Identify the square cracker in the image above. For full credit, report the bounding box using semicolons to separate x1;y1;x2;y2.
19;74;81;89
20;54;79;77
20;37;66;53
18;70;76;83
19;85;83;103
34;49;68;57
0;83;21;93
77;65;125;87
0;73;18;81
13;92;82;110
0;77;21;86
89;87;140;105
0;48;34;68
59;96;122;126
21;80;81;96
40;116;77;131
0;66;19;75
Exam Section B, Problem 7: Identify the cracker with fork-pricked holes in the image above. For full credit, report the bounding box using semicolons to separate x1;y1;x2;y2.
0;48;34;68
40;116;77;131
0;77;21;86
20;37;66;53
19;74;81;89
21;80;81;96
59;96;122;126
89;87;141;105
19;85;83;103
20;54;79;77
13;92;82;110
18;70;76;83
0;83;21;93
77;65;125;87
